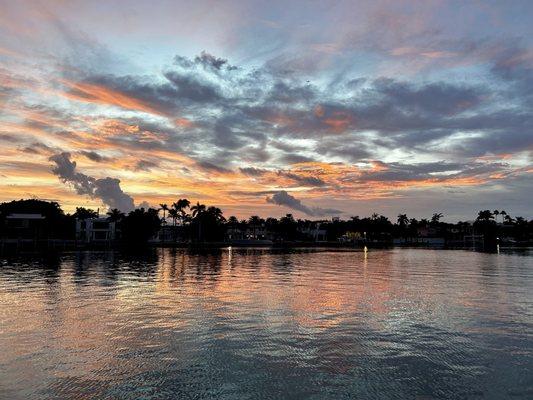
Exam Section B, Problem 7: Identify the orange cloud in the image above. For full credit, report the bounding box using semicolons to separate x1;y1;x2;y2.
314;105;354;133
58;79;163;115
174;118;195;128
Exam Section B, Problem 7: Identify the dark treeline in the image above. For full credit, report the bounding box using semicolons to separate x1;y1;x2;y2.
0;199;532;246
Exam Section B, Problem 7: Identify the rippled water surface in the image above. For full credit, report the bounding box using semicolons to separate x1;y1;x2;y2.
1;248;532;399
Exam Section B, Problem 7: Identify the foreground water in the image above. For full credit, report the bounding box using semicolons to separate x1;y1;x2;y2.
0;248;532;399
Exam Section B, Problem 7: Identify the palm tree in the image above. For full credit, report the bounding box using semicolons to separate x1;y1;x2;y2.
227;216;239;226
166;208;179;243
191;202;206;219
207;206;225;222
191;202;207;241
500;210;508;224
397;214;409;227
159;203;168;224
397;214;409;240
168;208;178;226
248;215;263;238
431;213;443;225
476;210;494;222
73;207;98;220
515;216;526;224
106;208;125;222
172;199;190;226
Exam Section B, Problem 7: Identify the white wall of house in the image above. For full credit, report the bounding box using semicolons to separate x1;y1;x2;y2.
76;218;116;243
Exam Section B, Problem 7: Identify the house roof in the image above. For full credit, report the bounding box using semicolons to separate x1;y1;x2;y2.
6;213;45;219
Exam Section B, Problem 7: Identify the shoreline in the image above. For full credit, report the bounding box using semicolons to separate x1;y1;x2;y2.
1;239;531;255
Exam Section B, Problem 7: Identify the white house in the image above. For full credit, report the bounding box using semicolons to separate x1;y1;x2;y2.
76;218;116;243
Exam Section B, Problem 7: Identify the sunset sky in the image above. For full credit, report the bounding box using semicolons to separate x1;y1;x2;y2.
0;0;532;220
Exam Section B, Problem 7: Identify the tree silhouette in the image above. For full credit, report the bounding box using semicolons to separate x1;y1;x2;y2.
106;208;125;222
227;216;239;226
121;208;161;245
476;210;494;222
73;207;98;220
191;202;206;219
159;203;168;224
190;202;207;241
397;214;409;239
207;206;225;222
500;210;508;224
172;199;190;226
431;213;443;224
168;208;178;226
397;214;409;227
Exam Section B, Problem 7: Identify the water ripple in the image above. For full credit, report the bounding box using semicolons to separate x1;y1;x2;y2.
0;248;532;399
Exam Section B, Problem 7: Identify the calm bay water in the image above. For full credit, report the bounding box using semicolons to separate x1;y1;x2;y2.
0;248;532;399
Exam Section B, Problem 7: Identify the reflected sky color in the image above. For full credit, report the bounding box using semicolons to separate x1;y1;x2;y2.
0;248;532;398
0;1;532;219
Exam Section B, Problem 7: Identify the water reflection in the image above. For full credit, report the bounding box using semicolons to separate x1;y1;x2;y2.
0;248;532;399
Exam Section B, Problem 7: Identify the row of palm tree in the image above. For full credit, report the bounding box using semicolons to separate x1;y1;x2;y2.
102;201;532;245
157;200;226;224
158;199;191;226
477;209;512;224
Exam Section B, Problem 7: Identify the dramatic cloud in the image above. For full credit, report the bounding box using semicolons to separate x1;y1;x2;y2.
266;190;343;217
0;1;531;219
49;152;135;211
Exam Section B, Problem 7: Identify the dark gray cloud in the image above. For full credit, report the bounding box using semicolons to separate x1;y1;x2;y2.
20;142;57;155
277;171;326;187
277;153;314;164
49;152;135;211
197;160;231;173
133;159;159;171
369;78;485;115
354;161;508;183
194;51;236;71
79;150;110;162
162;71;222;103
266;190;343;216
239;167;268;177
174;51;237;72
315;139;371;162
0;133;22;143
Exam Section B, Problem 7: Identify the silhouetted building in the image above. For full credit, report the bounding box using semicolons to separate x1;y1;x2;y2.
3;213;46;239
150;225;187;244
298;225;327;241
76;218;116;244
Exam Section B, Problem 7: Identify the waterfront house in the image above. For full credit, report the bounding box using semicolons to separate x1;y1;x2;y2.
76;218;116;244
298;224;327;242
150;225;188;244
2;213;46;239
